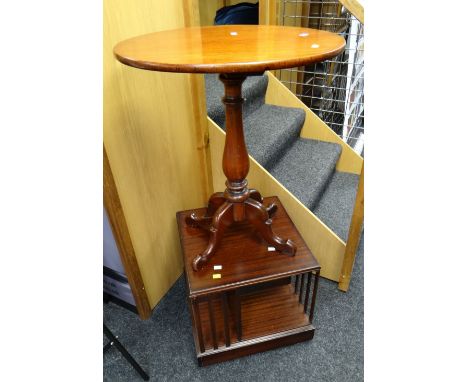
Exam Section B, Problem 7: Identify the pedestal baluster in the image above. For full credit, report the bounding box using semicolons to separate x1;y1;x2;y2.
187;74;296;270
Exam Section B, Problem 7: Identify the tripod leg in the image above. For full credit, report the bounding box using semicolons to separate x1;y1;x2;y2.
266;203;278;219
245;198;296;256
104;324;149;381
186;192;225;229
249;189;277;218
249;189;263;203
192;202;234;271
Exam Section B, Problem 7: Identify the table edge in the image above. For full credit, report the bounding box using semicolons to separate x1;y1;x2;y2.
114;42;345;74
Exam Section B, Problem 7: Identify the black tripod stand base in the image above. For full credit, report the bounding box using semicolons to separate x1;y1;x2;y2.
104;323;149;381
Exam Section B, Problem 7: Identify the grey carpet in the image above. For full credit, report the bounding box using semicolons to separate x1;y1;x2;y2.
103;233;363;382
243;104;305;170
205;73;345;215
205;73;268;128
313;172;360;242
269;139;342;210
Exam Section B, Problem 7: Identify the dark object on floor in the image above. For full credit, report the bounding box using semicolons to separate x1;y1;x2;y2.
104;323;149;381
178;196;320;366
215;2;259;25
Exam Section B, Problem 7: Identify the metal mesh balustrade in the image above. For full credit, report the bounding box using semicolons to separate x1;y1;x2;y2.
276;0;364;155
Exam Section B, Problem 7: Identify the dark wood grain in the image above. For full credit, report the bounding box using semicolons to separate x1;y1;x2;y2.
179;197;321;365
194;284;315;365
178;197;320;297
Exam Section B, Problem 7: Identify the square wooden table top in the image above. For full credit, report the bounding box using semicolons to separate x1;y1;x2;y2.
177;196;320;298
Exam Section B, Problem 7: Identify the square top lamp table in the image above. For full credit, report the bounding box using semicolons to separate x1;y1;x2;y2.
114;25;345;271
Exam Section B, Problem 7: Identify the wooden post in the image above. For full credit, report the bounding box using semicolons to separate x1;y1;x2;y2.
193;298;205;353
208;296;218;349
338;163;364;292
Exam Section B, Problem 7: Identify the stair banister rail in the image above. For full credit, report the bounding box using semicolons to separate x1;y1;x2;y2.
339;0;364;24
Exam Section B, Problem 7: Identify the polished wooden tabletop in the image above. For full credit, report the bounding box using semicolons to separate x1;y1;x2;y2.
114;25;346;74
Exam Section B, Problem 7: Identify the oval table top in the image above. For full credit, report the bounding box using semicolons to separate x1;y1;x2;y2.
114;25;346;74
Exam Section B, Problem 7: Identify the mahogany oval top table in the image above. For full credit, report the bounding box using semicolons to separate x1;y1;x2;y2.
114;25;345;271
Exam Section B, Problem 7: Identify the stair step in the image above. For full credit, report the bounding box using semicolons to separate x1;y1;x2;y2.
269;139;342;210
312;171;360;241
205;74;268;127
243;104;305;170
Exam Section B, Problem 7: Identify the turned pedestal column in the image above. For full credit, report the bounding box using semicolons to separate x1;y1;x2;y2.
186;73;296;270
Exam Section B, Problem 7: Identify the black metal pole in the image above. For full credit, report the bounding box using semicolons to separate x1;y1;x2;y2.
104;324;149;381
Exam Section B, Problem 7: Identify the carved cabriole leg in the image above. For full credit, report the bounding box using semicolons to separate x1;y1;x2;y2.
192;202;234;271
245;198;296;255
186;192;225;229
249;189;263;203
266;203;278;219
250;188;278;219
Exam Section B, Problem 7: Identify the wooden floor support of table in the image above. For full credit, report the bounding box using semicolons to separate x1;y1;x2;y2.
186;74;297;271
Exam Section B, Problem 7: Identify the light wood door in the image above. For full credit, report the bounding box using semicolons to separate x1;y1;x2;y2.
104;0;211;311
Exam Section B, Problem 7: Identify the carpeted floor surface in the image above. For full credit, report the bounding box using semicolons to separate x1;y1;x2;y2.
103;232;363;382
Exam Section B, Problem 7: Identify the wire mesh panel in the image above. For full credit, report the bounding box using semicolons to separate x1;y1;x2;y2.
277;0;364;155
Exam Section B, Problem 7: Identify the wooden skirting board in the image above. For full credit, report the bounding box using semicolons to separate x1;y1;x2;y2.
207;72;363;285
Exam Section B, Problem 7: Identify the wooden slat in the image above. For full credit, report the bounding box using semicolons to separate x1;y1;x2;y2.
298;273;305;304
303;272;312;313
222;293;231;347
235;290;243;341
309;271;320;322
259;0;277;25
104;146;152;319
208;296;218;349
198;0;224;26
193;298;205;353
338;164;364;291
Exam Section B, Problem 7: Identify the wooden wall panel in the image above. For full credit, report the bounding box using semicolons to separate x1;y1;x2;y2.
104;0;210;308
199;0;260;26
199;0;225;26
259;0;277;25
